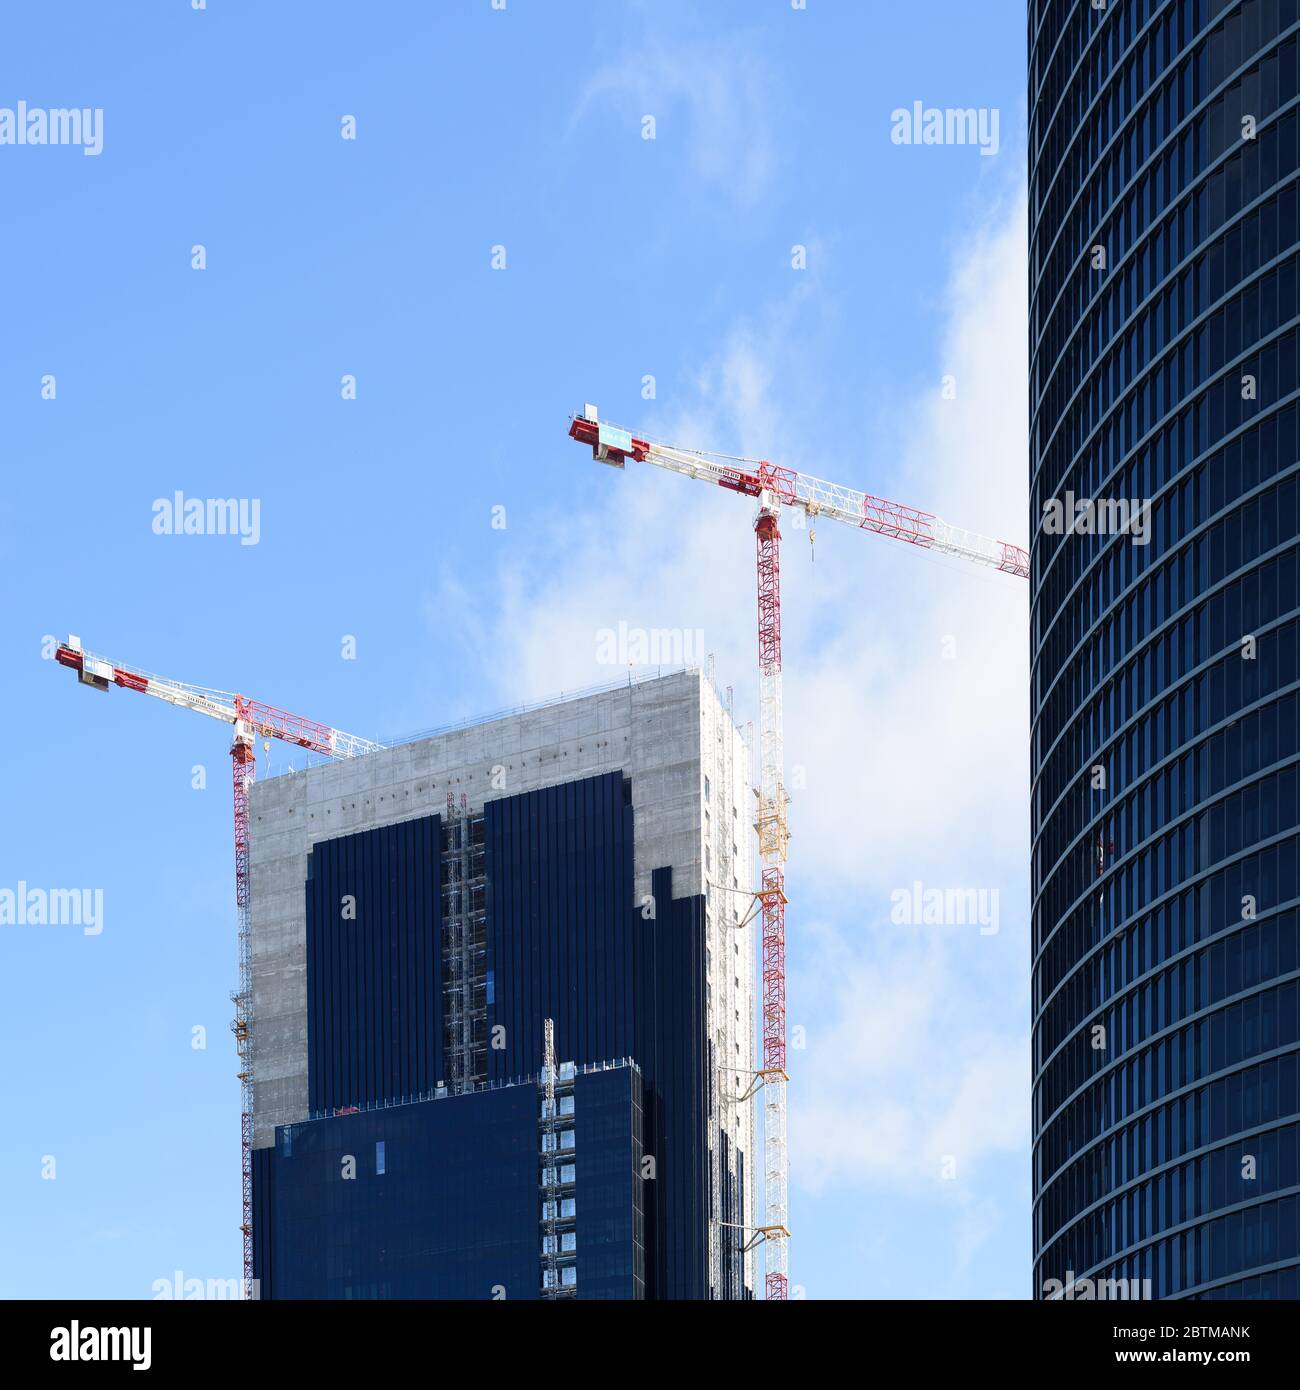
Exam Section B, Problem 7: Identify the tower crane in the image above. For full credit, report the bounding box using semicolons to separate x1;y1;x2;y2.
569;404;1029;1300
53;636;383;1296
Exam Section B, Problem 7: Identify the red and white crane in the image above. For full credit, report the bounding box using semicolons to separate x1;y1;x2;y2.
53;636;382;1296
569;405;1029;1300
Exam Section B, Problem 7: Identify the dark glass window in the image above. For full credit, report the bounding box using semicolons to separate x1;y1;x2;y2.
1030;0;1300;1300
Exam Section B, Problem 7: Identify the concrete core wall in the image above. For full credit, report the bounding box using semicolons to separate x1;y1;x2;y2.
248;668;748;1151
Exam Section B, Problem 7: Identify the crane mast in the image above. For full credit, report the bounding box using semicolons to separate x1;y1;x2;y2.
53;636;382;1296
569;405;1028;1300
754;500;790;1299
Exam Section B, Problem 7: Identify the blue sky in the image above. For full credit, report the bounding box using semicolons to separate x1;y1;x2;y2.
1;1;1032;1299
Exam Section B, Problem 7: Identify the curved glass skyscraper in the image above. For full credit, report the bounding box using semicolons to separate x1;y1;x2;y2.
1030;0;1300;1299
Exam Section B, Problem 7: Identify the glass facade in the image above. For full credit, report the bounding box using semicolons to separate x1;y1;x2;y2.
251;1065;643;1300
1030;0;1300;1298
305;815;443;1114
483;776;716;1298
253;768;736;1299
574;1066;646;1299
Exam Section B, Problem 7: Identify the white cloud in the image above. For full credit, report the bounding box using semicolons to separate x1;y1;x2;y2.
784;192;1033;1216
793;918;1029;1193
952;1193;1007;1277
570;26;779;207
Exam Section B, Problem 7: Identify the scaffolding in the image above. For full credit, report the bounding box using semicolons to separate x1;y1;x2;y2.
539;1018;578;1298
441;793;486;1094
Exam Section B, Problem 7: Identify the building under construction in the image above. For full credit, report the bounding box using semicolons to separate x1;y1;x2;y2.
53;400;1027;1298
245;667;756;1299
